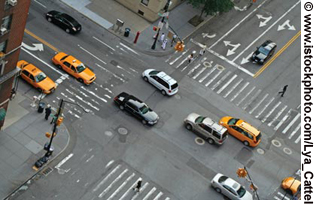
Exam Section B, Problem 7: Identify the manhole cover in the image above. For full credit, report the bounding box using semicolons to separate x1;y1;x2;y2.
118;127;128;135
105;131;113;137
283;147;292;155
216;64;225;71
42;167;53;176
195;137;205;145
257;148;265;155
271;139;281;147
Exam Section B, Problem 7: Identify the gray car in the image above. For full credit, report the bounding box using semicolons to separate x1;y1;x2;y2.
184;113;228;145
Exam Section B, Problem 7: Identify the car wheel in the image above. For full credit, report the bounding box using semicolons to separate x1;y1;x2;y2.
208;138;214;144
119;105;124;110
185;123;192;130
142;120;147;125
215;187;221;193
37;88;43;93
78;78;84;83
243;141;250;146
143;76;148;82
57;65;62;69
65;28;70;33
161;90;166;96
47;17;52;22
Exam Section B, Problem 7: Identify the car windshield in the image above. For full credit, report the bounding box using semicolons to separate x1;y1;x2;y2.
149;70;160;75
171;83;178;90
218;176;228;183
228;118;239;125
139;104;149;114
258;47;270;56
76;63;86;73
256;132;262;141
35;72;47;82
237;186;247;198
195;116;205;124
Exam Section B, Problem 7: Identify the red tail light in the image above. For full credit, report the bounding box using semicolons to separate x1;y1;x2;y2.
114;96;118;101
168;90;171;93
219;140;222;143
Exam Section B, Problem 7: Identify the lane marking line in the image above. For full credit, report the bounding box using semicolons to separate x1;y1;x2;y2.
24;29;59;52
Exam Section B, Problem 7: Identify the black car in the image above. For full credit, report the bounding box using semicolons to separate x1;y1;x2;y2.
114;92;159;125
46;10;81;34
252;40;277;64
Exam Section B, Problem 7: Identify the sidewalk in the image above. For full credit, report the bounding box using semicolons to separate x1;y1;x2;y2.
0;92;70;199
60;0;252;56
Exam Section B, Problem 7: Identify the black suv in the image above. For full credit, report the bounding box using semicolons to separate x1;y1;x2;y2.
252;40;277;65
114;92;159;125
46;10;81;34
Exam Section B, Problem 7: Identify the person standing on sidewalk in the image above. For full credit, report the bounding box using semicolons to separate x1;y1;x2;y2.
133;179;142;192
278;85;288;97
162;38;168;50
171;34;177;47
159;33;165;44
45;104;52;120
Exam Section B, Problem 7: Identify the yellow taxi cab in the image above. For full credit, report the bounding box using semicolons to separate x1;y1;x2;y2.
281;177;301;196
219;116;261;147
17;60;56;94
52;52;96;84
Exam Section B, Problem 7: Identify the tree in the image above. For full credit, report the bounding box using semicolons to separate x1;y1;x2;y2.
187;0;234;20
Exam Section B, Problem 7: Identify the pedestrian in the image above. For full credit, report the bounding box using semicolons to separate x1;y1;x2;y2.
171;34;177;47
278;85;288;97
199;47;206;56
161;38;168;50
50;113;58;124
188;51;196;63
133;179;142;192
160;33;165;43
45;104;52;120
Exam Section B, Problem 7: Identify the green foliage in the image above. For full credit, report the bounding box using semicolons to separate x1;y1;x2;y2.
187;0;234;17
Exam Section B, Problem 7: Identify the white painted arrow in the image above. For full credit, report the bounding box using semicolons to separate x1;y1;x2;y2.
278;20;296;31
240;52;254;65
22;42;44;51
224;41;241;56
256;14;272;27
202;33;216;38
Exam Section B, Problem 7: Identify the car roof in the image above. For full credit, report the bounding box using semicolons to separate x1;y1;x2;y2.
63;55;82;67
223;178;241;191
22;63;42;75
203;118;227;134
157;72;177;85
239;122;260;136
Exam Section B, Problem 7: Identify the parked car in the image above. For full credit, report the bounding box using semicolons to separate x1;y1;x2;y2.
17;60;56;94
219;116;261;147
142;69;178;96
211;173;253;200
251;40;277;64
46;10;81;34
281;177;301;196
184;113;228;145
52;52;96;84
114;92;159;125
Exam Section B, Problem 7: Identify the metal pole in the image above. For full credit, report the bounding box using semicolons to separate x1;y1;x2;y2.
244;166;260;200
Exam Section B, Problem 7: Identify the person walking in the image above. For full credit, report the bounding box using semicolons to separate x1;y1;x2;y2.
45;104;52;120
159;33;165;44
278;85;288;97
133;179;142;192
161;38;168;50
188;51;196;63
171;34;177;47
199;47;206;56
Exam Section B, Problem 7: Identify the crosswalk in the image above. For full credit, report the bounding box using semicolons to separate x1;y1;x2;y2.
167;50;301;144
82;160;172;200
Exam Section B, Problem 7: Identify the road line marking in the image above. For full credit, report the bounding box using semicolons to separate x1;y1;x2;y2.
96;63;125;82
131;182;149;200
105;160;115;168
119;177;142;200
143;187;157;200
232;1;301;62
217;74;237;94
288;123;301;139
93;165;121;192
238;86;257;107
274;196;280;200
153;192;163;200
295;135;301;143
255;97;275;118
176;56;189;68
211;71;231;90
224;78;243;98
277;192;290;200
193;66;207;79
199;66;216;83
119;43;140;56
188;64;201;75
205;70;222;87
55;153;73;169
165;52;176;62
230;81;249;102
170;49;189;65
99;169;129;198
248;93;268;113
33;0;47;8
282;113;300;134
24;29;59;52
165;197;170;200
78;44;107;65
93;36;115;51
262;101;281;123
268;105;287;127
107;173;135;200
274;109;292;130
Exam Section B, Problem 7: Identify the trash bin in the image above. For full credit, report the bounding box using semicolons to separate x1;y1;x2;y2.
38;102;45;113
124;28;130;37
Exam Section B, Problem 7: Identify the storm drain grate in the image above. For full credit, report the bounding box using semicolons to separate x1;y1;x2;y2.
42;167;53;176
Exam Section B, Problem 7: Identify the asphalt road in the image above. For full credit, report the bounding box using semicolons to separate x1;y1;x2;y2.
9;0;301;200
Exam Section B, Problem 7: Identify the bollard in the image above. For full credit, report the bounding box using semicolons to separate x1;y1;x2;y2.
134;31;141;44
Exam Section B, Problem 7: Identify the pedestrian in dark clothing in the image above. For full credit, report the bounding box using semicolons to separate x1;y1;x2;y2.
133;179;142;192
45;104;52;120
51;113;58;124
171;34;177;47
278;85;288;97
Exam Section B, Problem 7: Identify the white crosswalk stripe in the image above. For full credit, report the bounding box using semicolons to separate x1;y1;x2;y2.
289;123;301;139
193;66;207;79
230;81;249;102
238;87;257;107
248;93;268;114
224;78;243;98
274;109;292;130
282;113;301;134
153;192;163;200
211;71;231;90
295;135;301;143
268;105;287;127
99;169;129;198
205;69;222;87
143;187;157;200
261;101;281;123
217;74;237;94
188;64;201;75
107;173;135;200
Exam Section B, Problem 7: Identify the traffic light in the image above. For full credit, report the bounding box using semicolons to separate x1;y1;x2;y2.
236;168;247;178
56;117;64;126
153;26;158;31
174;41;185;52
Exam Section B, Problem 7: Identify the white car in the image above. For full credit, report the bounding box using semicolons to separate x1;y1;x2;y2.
142;69;178;96
211;173;253;200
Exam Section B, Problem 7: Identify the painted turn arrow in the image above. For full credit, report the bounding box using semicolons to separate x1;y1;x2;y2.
22;42;44;51
256;14;272;27
224;41;241;56
278;20;296;31
240;52;254;65
201;33;216;39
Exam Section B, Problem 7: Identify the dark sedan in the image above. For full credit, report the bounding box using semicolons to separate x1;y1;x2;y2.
46;10;81;34
252;40;277;65
114;92;159;125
